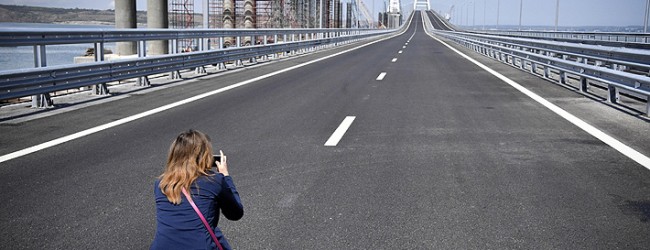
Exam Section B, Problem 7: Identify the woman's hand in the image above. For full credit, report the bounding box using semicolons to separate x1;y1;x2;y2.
215;150;229;176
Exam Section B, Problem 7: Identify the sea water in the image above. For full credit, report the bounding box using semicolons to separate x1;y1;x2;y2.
0;23;116;71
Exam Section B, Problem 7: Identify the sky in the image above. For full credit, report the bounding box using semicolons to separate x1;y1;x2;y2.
0;0;648;27
429;0;648;27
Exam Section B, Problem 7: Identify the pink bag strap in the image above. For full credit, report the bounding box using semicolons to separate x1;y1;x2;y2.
182;187;224;250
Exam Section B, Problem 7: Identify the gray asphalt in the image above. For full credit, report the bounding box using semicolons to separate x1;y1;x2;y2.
1;11;649;249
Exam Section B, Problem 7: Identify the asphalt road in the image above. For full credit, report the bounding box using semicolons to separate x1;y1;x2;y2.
1;11;649;249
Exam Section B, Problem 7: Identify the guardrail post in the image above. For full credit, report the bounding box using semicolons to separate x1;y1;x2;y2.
282;33;288;56
558;71;566;84
607;85;620;104
196;38;207;74
309;33;314;51
31;45;53;108
170;39;182;79
262;35;268;61
273;34;279;59
92;42;110;95
579;76;588;92
530;62;536;74
235;36;244;66
137;40;150;86
544;66;551;79
291;34;296;55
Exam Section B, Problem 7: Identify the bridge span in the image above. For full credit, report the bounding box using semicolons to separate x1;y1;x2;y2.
1;11;649;249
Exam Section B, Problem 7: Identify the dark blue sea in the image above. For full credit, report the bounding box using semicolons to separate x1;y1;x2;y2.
0;22;116;71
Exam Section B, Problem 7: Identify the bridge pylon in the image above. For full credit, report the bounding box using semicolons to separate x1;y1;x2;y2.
413;0;430;10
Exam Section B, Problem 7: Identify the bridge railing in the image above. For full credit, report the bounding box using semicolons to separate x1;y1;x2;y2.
424;11;650;116
430;10;650;49
0;27;393;107
434;30;650;75
465;30;650;49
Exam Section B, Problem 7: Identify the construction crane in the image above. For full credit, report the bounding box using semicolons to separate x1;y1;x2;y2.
356;0;374;28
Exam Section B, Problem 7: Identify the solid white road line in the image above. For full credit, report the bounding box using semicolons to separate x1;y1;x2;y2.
424;25;650;170
391;58;397;63
324;116;356;146
376;72;387;81
0;28;411;164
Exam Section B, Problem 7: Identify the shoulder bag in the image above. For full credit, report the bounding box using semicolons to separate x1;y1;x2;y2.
182;187;224;250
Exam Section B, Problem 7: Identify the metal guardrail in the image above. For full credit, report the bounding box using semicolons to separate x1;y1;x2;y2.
424;11;650;116
466;30;650;49
0;27;393;107
0;27;379;46
435;30;650;75
430;11;650;49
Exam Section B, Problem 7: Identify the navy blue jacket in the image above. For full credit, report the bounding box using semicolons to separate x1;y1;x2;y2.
151;170;243;250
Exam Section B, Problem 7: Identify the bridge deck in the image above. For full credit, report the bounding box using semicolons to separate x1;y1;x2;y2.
0;11;649;249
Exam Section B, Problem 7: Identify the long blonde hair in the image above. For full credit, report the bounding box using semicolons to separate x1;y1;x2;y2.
159;129;214;204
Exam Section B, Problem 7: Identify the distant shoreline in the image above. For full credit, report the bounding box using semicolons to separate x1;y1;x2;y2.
0;4;201;27
53;21;120;26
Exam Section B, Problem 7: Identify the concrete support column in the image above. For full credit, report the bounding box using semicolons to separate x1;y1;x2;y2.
115;0;137;55
147;0;169;55
223;0;235;47
244;0;256;45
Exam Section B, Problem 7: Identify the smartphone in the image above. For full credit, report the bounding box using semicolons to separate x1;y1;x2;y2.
212;154;222;167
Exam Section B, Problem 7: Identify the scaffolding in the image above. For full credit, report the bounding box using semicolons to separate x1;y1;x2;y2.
328;0;342;28
178;0;349;30
208;0;224;29
170;0;195;51
254;0;272;28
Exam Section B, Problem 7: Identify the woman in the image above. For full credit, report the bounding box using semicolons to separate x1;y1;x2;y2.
151;130;244;250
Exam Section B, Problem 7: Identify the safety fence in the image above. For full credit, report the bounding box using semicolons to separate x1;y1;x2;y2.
424;11;650;116
0;27;393;107
465;29;650;50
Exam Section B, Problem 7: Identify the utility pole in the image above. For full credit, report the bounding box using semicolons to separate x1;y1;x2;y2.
518;0;522;31
465;2;472;26
643;0;650;33
555;0;560;31
472;1;475;28
496;0;500;30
